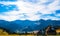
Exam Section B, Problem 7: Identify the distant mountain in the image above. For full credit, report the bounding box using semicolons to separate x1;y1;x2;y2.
0;20;9;28
0;19;60;33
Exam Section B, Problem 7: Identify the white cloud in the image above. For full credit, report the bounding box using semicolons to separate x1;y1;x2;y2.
0;14;18;21
41;16;60;20
47;0;60;11
0;0;60;21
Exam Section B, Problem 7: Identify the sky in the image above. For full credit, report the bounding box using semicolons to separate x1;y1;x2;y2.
0;0;60;21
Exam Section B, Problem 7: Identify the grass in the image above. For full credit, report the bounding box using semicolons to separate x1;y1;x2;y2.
0;35;60;36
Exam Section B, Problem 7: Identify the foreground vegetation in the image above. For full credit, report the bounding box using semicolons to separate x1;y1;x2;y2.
0;26;60;36
0;35;60;36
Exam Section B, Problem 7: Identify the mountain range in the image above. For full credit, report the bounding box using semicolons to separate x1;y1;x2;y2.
0;19;60;33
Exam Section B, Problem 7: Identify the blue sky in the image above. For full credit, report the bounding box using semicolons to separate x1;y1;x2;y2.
0;0;60;21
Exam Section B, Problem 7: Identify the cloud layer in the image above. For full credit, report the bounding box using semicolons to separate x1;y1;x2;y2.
0;0;60;21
